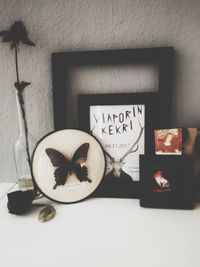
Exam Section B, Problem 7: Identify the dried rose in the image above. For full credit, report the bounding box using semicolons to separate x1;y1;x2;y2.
0;21;35;49
7;190;34;215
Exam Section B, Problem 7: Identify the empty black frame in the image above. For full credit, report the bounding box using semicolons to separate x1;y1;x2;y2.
52;47;174;131
78;93;156;198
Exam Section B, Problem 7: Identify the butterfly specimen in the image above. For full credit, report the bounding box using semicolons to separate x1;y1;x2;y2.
46;143;92;190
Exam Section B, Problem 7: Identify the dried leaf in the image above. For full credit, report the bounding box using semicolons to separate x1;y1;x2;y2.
38;205;56;223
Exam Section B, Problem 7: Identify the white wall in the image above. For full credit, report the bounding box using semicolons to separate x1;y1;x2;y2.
0;0;200;182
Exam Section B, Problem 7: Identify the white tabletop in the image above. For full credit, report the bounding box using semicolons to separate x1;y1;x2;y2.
0;182;200;267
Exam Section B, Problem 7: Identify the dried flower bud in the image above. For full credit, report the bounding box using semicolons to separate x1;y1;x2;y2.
7;190;34;215
0;21;35;48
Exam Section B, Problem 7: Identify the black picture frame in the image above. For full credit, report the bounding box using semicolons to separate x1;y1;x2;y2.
51;47;174;198
78;93;155;198
140;155;194;209
52;47;174;130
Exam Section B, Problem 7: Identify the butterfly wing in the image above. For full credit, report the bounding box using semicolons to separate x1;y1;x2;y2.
71;143;91;183
71;143;89;164
53;166;69;189
45;148;67;166
45;148;69;189
74;164;92;183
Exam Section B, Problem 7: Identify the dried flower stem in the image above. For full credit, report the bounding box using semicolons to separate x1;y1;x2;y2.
14;44;40;197
14;45;39;196
14;45;31;169
14;45;19;83
0;21;38;196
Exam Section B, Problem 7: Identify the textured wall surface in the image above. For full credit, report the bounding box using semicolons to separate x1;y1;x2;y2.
0;0;200;182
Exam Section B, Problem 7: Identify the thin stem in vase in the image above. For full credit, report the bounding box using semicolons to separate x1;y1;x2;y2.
14;44;20;83
14;45;31;177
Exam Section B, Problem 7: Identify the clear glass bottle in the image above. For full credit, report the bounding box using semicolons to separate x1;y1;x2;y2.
14;91;34;191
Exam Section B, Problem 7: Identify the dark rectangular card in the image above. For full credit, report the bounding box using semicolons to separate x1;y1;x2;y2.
140;155;195;209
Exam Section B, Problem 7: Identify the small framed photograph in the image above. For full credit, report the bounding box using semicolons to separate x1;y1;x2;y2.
140;155;194;209
154;128;182;155
78;93;156;198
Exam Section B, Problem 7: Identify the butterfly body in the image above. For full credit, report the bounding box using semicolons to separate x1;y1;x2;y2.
45;143;92;190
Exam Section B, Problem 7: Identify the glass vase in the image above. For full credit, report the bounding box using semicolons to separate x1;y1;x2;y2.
13;91;35;191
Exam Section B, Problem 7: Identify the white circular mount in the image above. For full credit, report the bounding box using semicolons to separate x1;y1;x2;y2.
32;129;106;203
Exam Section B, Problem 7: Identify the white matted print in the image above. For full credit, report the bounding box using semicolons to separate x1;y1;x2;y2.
90;105;145;181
